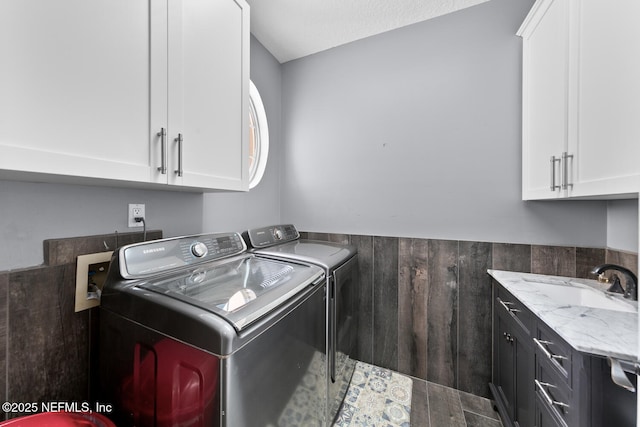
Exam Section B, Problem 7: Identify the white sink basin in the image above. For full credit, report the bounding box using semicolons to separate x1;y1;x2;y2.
522;277;637;313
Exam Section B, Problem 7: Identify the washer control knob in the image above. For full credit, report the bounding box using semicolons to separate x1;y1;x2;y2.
191;242;208;258
273;229;283;240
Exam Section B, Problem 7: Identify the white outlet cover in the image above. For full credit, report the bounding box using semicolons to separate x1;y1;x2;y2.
128;203;145;228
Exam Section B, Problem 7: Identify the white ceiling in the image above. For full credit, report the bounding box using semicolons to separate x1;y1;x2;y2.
247;0;490;63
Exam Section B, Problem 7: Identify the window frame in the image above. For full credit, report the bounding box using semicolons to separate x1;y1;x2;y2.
248;80;269;189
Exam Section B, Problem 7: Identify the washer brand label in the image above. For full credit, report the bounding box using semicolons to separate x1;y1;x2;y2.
143;247;166;254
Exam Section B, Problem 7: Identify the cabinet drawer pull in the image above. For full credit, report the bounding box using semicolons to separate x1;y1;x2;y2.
498;298;520;315
535;379;570;410
157;127;167;174
175;133;183;177
550;155;561;191
533;338;568;361
561;152;573;190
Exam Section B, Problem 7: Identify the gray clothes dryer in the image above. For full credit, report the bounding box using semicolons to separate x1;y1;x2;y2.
244;224;359;425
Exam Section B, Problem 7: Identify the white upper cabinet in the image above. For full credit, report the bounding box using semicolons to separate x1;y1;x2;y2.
519;0;570;199
0;1;154;184
164;0;249;190
0;0;249;192
570;0;640;197
518;0;640;200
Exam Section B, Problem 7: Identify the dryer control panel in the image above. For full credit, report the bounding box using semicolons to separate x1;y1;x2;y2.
119;232;246;279
245;224;299;248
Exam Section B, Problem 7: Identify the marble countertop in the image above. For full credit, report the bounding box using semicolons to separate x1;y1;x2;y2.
488;269;638;362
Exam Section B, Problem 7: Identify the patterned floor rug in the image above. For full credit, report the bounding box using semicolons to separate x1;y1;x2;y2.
333;361;413;427
276;355;413;427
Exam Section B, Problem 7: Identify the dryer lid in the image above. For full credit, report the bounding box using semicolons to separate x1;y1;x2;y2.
255;240;356;271
137;256;324;331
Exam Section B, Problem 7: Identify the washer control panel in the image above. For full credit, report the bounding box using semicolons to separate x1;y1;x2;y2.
120;232;246;279
245;224;299;248
190;241;209;258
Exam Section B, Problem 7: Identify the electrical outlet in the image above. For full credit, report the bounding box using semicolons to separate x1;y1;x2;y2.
128;203;145;228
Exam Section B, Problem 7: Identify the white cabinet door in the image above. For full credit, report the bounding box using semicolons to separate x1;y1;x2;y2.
519;0;570;200
569;0;640;197
0;0;248;192
167;0;249;191
0;0;158;184
519;0;640;200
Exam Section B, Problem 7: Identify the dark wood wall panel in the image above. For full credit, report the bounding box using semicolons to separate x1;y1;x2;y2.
0;272;7;419
351;235;374;363
373;236;399;370
426;239;459;388
492;243;531;273
458;241;492;397
8;266;88;407
531;245;576;276
398;238;428;379
306;231;628;399
576;247;606;279
0;227;634;410
0;230;157;420
606;249;638;275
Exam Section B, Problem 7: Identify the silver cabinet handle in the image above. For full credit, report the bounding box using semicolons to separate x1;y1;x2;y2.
157;128;167;174
175;133;183;177
498;298;521;314
562;152;574;190
498;298;512;312
533;338;568;361
535;379;570;409
550;156;561;191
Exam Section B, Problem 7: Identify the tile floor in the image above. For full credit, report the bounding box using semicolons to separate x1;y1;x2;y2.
410;378;503;427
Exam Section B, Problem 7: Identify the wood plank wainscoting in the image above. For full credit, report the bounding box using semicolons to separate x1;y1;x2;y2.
0;230;635;422
0;230;161;420
301;231;638;400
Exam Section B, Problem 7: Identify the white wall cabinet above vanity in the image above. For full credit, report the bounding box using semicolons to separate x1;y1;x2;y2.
519;0;640;200
0;0;249;192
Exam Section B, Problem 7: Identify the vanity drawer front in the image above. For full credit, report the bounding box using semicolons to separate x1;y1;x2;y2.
534;322;572;386
535;393;567;427
535;361;571;426
496;285;533;336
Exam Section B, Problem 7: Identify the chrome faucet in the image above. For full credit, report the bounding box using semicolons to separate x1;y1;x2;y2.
591;264;638;301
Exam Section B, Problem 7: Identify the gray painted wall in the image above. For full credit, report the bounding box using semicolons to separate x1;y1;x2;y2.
607;200;639;252
0;37;283;271
0;9;634;271
280;0;609;247
0;180;202;270
202;37;282;234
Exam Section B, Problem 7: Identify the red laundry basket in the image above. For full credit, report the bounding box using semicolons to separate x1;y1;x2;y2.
0;411;116;427
120;338;219;427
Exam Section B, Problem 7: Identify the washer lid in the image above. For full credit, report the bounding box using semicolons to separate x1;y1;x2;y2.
137;256;324;331
255;240;356;271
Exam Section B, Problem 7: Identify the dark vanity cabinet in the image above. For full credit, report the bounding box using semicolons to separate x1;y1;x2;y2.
491;281;637;427
533;320;589;427
491;284;535;427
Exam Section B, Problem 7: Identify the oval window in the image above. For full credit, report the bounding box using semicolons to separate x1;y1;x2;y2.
248;80;269;189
